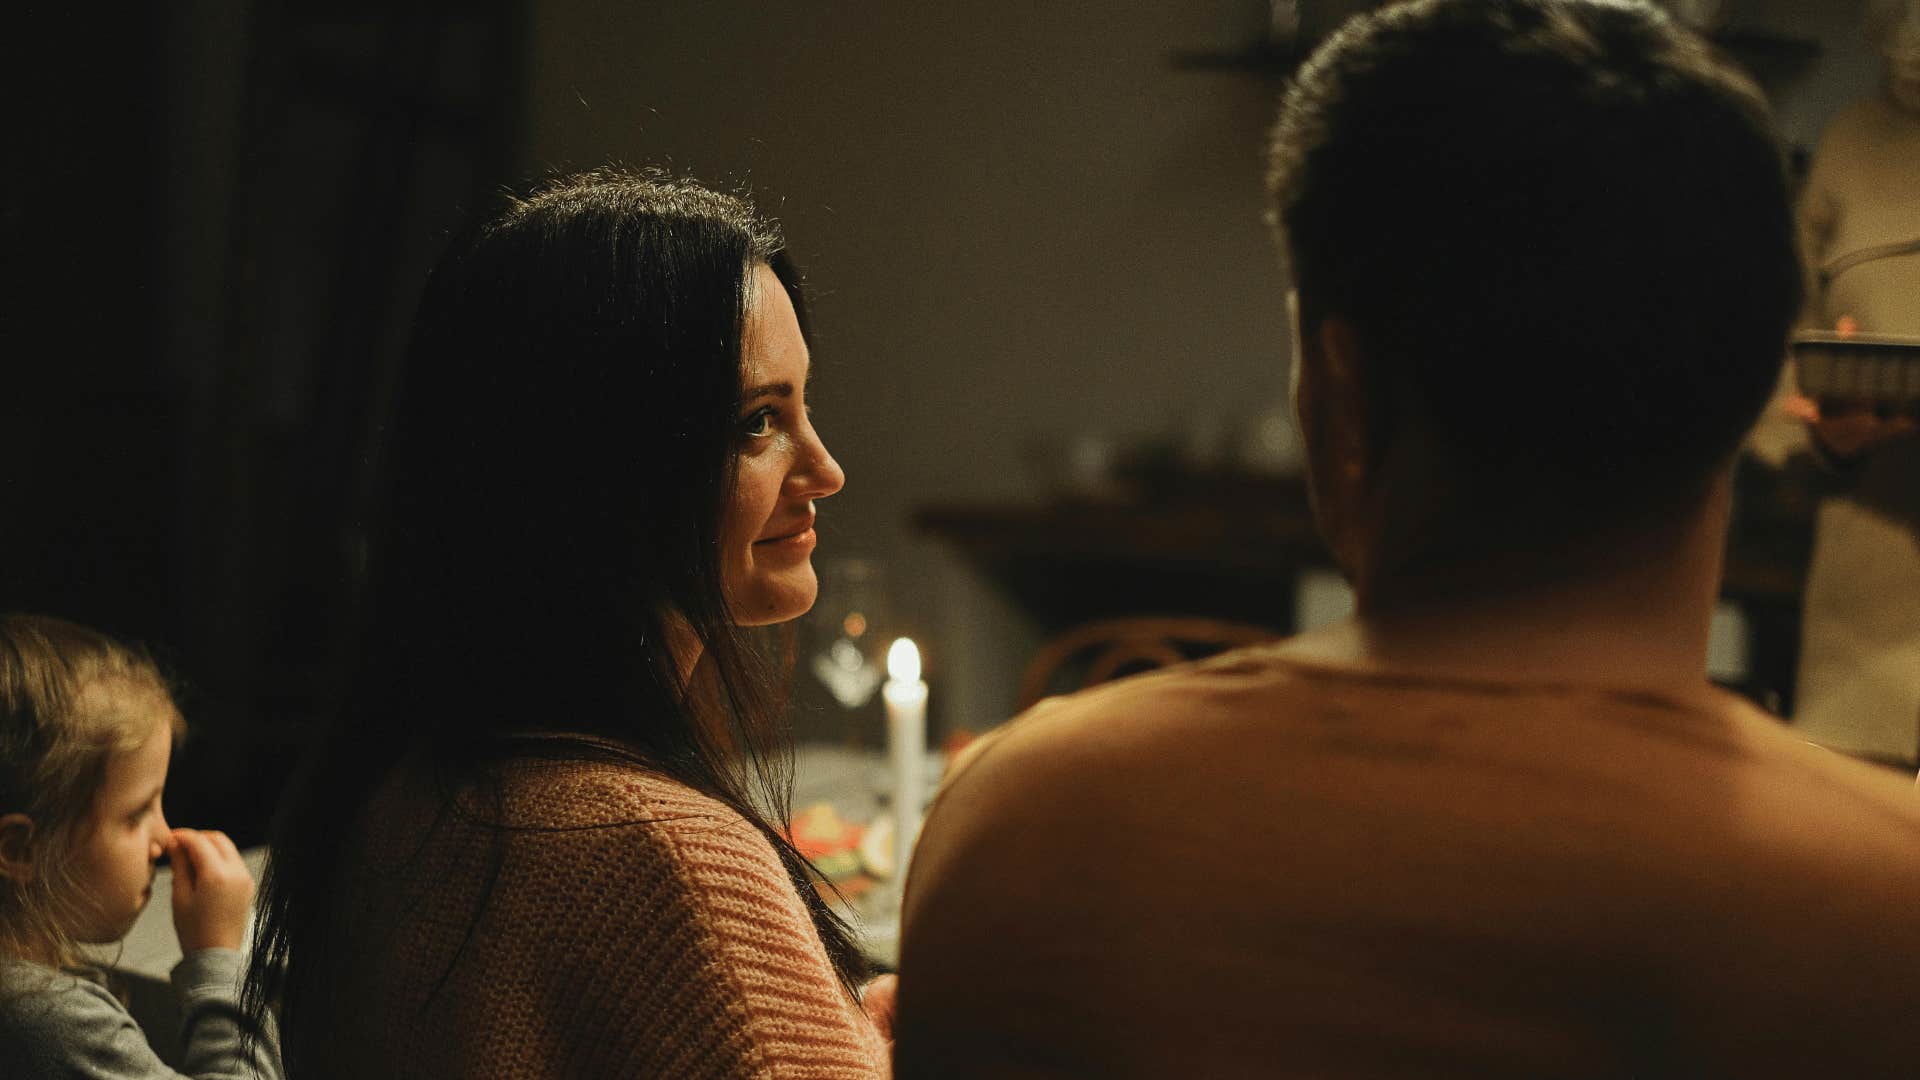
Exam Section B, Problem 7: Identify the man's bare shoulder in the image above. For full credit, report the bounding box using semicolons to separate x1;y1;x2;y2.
976;644;1312;761
896;660;1272;1072
928;648;1290;827
910;656;1920;937
904;648;1309;927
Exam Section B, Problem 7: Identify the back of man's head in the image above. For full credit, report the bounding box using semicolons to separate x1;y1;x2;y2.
1268;0;1801;534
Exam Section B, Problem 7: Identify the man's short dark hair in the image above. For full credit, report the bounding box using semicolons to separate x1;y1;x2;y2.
1267;0;1801;526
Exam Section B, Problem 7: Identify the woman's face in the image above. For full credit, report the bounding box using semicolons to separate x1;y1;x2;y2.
720;263;845;626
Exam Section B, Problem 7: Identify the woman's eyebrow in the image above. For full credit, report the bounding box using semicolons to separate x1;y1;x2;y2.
741;381;795;401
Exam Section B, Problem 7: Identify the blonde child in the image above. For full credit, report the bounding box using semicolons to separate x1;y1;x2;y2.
0;614;281;1079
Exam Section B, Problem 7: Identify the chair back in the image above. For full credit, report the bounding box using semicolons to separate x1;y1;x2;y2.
1014;616;1282;711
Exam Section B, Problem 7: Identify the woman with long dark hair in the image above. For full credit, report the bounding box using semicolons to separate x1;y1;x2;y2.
245;170;888;1076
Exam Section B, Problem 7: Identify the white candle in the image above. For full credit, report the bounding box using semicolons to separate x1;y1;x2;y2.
883;637;928;884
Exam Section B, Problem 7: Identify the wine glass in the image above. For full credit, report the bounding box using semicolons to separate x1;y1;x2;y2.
805;558;889;741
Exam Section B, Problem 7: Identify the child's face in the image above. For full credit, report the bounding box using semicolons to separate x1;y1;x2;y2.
68;713;173;943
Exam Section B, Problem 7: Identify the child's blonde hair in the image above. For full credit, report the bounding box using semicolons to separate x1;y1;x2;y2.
0;613;183;967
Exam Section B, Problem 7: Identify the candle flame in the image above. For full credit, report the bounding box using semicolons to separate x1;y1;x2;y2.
887;637;921;682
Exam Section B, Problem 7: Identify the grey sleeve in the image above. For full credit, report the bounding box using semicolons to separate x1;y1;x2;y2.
167;950;284;1080
2;968;199;1080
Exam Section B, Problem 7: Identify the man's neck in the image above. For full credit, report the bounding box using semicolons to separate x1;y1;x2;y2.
1281;487;1728;695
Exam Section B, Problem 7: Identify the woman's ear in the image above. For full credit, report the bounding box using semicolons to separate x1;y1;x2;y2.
0;813;37;884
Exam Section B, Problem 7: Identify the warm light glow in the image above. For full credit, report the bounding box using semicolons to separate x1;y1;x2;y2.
887;637;922;683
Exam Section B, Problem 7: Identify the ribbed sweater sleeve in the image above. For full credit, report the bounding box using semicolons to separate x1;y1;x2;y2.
582;787;890;1078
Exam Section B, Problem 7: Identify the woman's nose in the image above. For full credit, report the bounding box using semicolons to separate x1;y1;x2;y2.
791;429;846;500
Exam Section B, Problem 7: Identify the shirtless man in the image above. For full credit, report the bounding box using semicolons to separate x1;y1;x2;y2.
894;2;1920;1076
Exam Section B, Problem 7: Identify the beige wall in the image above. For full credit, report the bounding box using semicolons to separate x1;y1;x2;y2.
1746;0;1881;148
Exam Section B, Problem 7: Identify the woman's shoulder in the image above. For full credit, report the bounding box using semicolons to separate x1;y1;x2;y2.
354;751;778;902
371;742;754;834
493;754;755;836
423;757;771;901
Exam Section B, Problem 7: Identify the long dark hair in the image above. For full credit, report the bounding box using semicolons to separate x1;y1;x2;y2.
243;169;867;1056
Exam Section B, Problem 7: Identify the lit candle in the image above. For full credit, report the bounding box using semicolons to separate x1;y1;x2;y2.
883;637;928;884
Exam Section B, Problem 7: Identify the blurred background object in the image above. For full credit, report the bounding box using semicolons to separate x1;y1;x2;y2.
1014;615;1282;710
805;558;892;745
1761;0;1920;767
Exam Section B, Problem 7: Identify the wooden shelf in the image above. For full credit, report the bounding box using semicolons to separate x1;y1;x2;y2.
913;474;1797;618
915;479;1322;629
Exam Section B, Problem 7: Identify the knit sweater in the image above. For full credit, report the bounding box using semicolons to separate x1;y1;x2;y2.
897;647;1920;1077
287;754;889;1078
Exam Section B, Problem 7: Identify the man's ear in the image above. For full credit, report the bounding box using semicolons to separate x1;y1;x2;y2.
1316;314;1377;487
0;813;37;884
1304;313;1395;592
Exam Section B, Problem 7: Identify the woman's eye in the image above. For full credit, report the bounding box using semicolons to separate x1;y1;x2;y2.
741;407;777;438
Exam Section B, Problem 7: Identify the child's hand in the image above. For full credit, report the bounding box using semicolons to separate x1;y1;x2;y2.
168;828;254;952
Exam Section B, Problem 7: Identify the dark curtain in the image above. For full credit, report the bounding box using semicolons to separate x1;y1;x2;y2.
2;1;526;842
